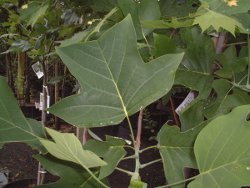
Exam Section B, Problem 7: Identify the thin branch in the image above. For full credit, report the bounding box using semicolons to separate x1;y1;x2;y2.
140;159;162;169
247;34;250;87
136;108;143;150
115;167;134;176
139;145;158;153
170;97;180;127
122;155;136;161
156;174;199;188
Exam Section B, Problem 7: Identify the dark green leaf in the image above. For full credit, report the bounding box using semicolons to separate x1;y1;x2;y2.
153;34;176;58
157;124;204;187
0;76;45;150
20;2;49;27
49;16;184;127
84;136;126;179
181;27;215;73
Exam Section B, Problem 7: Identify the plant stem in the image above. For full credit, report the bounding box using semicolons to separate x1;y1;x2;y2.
140;159;162;169
215;32;227;54
136;109;143;150
139;145;158;153
37;59;48;186
247;34;250;87
126;116;136;149
132;108;144;180
85;167;109;188
170;97;180;127
115;167;134;176
122;155;136;161
156;174;198;188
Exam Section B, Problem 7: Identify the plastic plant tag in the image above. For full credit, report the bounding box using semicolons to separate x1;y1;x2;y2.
32;62;44;79
175;92;195;115
39;93;50;114
0;169;8;188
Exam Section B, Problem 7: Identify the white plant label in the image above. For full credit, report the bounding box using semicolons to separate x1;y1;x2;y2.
32;61;44;79
39;93;50;114
175;92;195;115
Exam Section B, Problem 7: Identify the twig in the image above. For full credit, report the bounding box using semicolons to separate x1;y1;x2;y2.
115;167;134;176
170;97;180;127
132;108;144;180
136;109;143;150
139;145;158;153
140;159;162;169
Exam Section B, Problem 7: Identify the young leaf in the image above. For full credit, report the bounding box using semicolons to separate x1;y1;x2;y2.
0;76;45;150
193;10;244;36
84;136;126;179
190;105;250;188
40;128;106;168
157;124;204;187
130;179;147;188
35;155;107;188
49;16;184;127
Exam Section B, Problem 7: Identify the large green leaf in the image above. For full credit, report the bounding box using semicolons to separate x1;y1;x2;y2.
118;0;160;39
0;76;45;150
175;28;215;130
157;124;204;187
49;16;184;127
189;105;250;188
20;2;49;27
36;155;106;188
40;128;106;168
84;136;126;179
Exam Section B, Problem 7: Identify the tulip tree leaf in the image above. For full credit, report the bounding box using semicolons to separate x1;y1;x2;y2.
175;28;215;130
193;10;244;36
40;128;106;169
157;124;204;187
189;105;250;188
204;79;250;119
49;16;184;127
0;76;45;150
35;155;106;188
118;0;160;39
84;136;126;179
20;2;49;27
